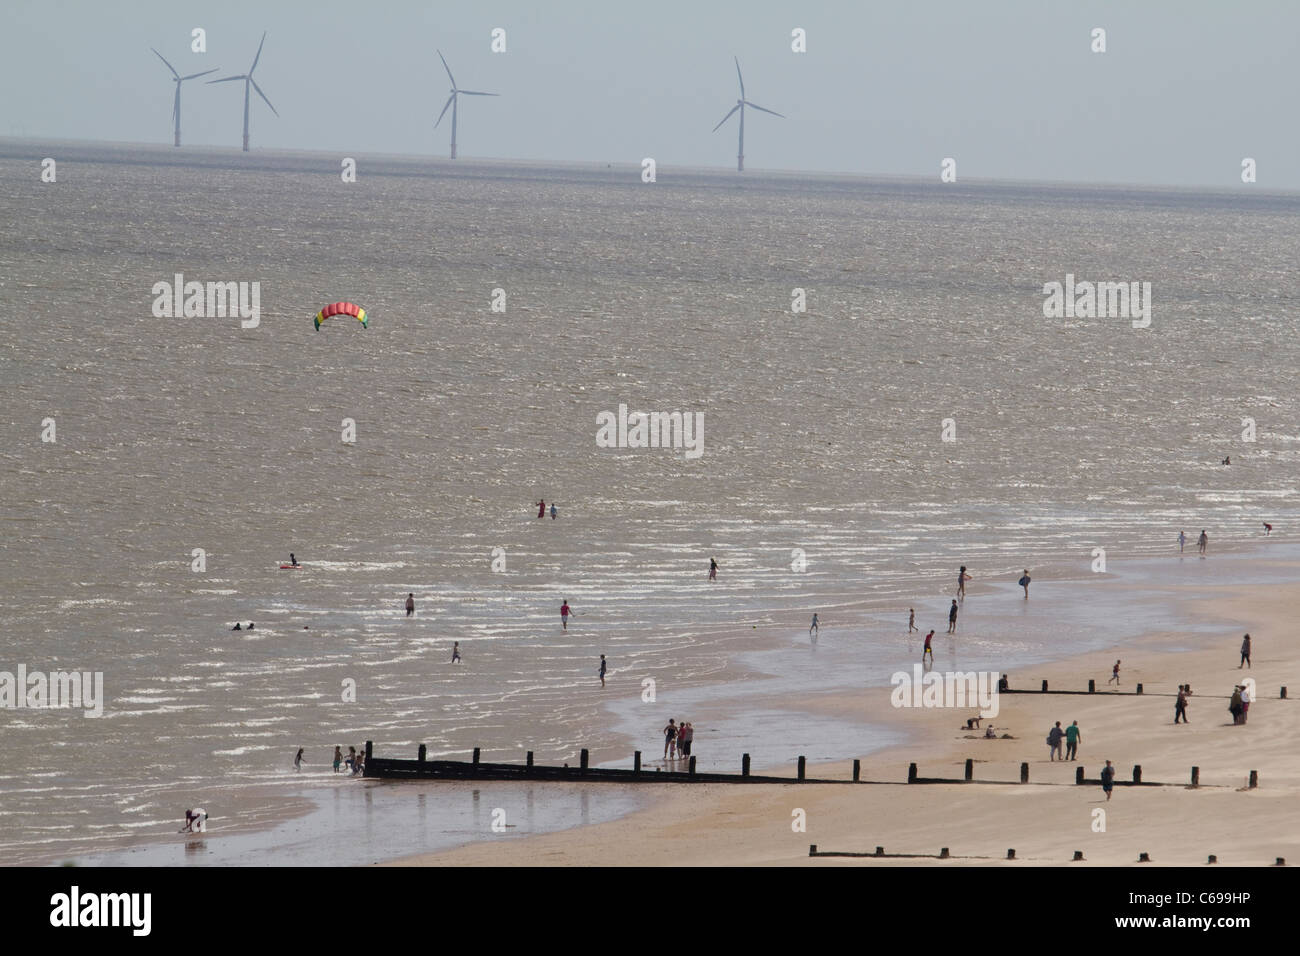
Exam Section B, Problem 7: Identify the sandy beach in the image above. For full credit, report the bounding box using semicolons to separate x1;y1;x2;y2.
390;554;1300;867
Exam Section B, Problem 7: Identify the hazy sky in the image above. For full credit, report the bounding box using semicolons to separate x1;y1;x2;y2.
3;0;1298;188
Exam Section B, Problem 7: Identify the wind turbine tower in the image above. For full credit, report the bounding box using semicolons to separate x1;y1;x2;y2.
712;57;784;172
435;50;498;159
208;32;278;152
151;49;217;147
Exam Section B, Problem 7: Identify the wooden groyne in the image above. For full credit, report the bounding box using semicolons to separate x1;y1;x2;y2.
362;742;862;785
361;742;1257;790
1002;679;1289;698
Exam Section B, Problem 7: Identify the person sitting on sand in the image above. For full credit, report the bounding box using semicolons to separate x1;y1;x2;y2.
984;725;996;739
998;674;1009;692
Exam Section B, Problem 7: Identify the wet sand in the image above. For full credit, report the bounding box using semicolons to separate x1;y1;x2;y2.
390;549;1300;866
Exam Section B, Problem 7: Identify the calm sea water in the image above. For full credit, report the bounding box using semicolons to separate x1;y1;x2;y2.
1;140;1297;863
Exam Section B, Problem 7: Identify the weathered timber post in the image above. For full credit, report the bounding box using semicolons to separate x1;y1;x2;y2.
1020;762;1029;783
742;753;751;777
580;749;589;770
853;759;861;781
418;744;426;762
797;756;806;781
964;759;973;781
908;762;918;783
633;751;641;773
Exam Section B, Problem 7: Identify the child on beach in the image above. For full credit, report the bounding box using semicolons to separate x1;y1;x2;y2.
957;566;971;602
663;719;678;759
908;608;917;633
1108;660;1120;685
922;630;934;663
333;746;343;772
1178;530;1186;553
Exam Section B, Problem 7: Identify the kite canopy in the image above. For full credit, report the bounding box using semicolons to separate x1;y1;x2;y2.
314;301;368;330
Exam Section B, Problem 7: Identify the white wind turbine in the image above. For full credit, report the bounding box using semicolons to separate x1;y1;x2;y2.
434;50;498;159
712;56;784;172
151;49;218;147
207;32;278;152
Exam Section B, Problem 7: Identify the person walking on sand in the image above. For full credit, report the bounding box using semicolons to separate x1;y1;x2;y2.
908;608;918;633
708;557;718;582
1019;569;1031;599
1047;721;1065;761
560;600;571;630
1178;530;1186;553
1239;633;1251;668
598;654;607;687
1065;720;1081;760
948;599;959;634
1198;529;1208;555
451;641;462;663
294;747;304;772
922;629;935;664
810;613;820;637
663;719;678;759
957;566;971;602
1175;685;1189;724
1108;660;1120;685
1101;760;1115;800
405;592;414;617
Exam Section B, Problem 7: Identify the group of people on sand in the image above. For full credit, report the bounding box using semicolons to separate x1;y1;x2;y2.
1177;529;1210;554
662;718;694;760
1046;720;1083;761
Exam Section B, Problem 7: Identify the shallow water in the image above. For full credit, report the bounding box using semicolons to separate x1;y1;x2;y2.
1;141;1297;863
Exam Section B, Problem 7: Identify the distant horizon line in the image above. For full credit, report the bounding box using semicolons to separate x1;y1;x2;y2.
2;134;1296;198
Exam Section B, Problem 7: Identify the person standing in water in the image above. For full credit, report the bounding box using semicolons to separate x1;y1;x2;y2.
1263;522;1273;536
1178;530;1186;553
908;608;917;633
809;613;819;637
537;499;546;518
1239;633;1251;669
451;641;462;663
560;600;571;630
598;654;607;687
922;629;934;663
947;599;959;634
550;503;557;520
1198;530;1208;555
1019;570;1031;599
708;557;718;582
405;593;415;617
294;748;304;772
957;566;971;602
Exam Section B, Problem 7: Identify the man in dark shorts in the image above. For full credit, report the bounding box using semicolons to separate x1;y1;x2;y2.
947;599;958;634
1100;760;1115;800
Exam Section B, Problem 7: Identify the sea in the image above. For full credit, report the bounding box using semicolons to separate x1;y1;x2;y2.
1;139;1297;864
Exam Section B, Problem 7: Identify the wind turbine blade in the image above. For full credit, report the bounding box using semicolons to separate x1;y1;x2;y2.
250;78;278;117
437;50;456;89
744;101;784;118
457;90;497;96
734;56;744;98
207;74;247;84
712;104;740;132
250;31;267;73
434;92;455;128
152;48;179;79
181;68;220;81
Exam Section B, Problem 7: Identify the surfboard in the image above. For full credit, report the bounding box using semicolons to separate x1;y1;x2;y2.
279;565;302;570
